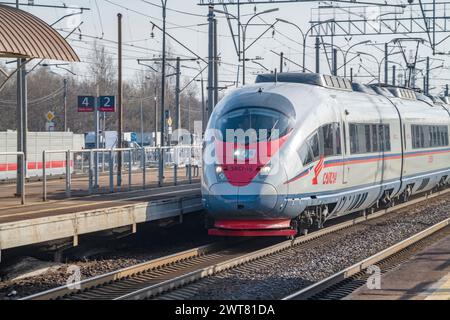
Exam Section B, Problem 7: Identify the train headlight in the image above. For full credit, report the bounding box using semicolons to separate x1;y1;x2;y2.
215;165;227;181
259;165;272;176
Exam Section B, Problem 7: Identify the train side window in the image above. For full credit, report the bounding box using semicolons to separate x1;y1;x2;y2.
299;123;342;167
308;132;320;160
298;143;314;166
371;124;379;152
443;126;449;146
411;124;449;149
319;123;342;157
426;126;432;148
320;124;334;156
364;125;371;152
350;123;391;154
420;126;425;148
334;123;342;155
384;125;391;151
349;124;358;154
413;125;418;149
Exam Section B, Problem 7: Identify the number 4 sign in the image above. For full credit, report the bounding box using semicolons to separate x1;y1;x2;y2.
78;96;95;112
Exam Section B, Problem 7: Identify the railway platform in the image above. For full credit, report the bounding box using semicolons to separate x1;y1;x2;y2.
346;231;450;300
0;182;202;258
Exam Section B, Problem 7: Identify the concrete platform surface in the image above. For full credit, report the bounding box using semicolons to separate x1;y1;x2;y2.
0;167;200;208
0;183;202;253
347;232;450;300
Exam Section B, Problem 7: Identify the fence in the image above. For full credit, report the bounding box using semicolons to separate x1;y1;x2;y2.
41;145;202;201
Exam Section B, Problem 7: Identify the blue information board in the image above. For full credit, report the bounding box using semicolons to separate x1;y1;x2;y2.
78;96;95;112
99;96;116;112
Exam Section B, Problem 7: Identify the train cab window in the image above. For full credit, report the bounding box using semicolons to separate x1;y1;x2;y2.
412;125;449;149
350;123;391;154
216;107;293;143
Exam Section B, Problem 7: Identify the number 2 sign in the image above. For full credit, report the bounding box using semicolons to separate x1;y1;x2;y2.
99;96;116;112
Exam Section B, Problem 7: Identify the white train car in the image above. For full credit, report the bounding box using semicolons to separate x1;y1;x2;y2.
202;73;450;237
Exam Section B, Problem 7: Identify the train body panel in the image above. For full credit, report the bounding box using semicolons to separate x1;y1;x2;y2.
202;73;450;236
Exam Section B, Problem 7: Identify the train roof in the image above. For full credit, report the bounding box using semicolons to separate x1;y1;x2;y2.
415;92;434;104
255;72;423;101
255;73;352;91
351;83;378;95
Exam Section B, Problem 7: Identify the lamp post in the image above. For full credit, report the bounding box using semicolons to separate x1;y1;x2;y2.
276;18;334;72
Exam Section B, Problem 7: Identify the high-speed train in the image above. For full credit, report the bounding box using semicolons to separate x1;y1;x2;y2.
202;73;450;237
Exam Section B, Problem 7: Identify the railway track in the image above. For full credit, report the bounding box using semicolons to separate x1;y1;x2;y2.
22;188;450;300
283;217;450;300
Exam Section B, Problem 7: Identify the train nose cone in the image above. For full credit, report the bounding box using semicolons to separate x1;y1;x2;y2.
206;182;280;218
207;183;239;215
238;183;278;215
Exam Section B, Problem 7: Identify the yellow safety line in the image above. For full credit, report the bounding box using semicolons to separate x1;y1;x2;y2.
425;273;450;300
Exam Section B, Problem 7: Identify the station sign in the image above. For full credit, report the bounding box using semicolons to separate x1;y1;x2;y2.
78;96;95;112
98;96;116;112
77;96;116;113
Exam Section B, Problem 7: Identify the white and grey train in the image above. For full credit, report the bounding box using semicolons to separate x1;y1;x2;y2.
202;73;450;237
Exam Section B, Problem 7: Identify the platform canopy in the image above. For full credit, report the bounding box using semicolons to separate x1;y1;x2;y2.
0;4;79;62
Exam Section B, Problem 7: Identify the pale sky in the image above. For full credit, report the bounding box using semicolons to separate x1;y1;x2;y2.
12;0;450;95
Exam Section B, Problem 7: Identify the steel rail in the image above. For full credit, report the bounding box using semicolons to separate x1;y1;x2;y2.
283;216;450;300
22;187;450;300
119;189;450;300
21;241;232;300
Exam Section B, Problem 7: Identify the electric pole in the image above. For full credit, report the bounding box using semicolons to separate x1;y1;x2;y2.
117;13;123;188
159;0;168;187
426;56;430;95
175;57;181;131
392;65;396;86
213;17;218;106
332;49;338;76
280;52;284;73
207;5;215;121
63;78;67;132
315;37;320;73
384;43;389;84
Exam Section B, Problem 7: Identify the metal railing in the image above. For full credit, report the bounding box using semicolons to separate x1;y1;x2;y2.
41;145;202;201
0;152;25;204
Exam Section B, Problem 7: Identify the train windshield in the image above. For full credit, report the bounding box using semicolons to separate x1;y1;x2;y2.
216;107;292;143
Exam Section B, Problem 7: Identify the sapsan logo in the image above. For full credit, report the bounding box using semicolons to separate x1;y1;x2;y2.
312;156;325;185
